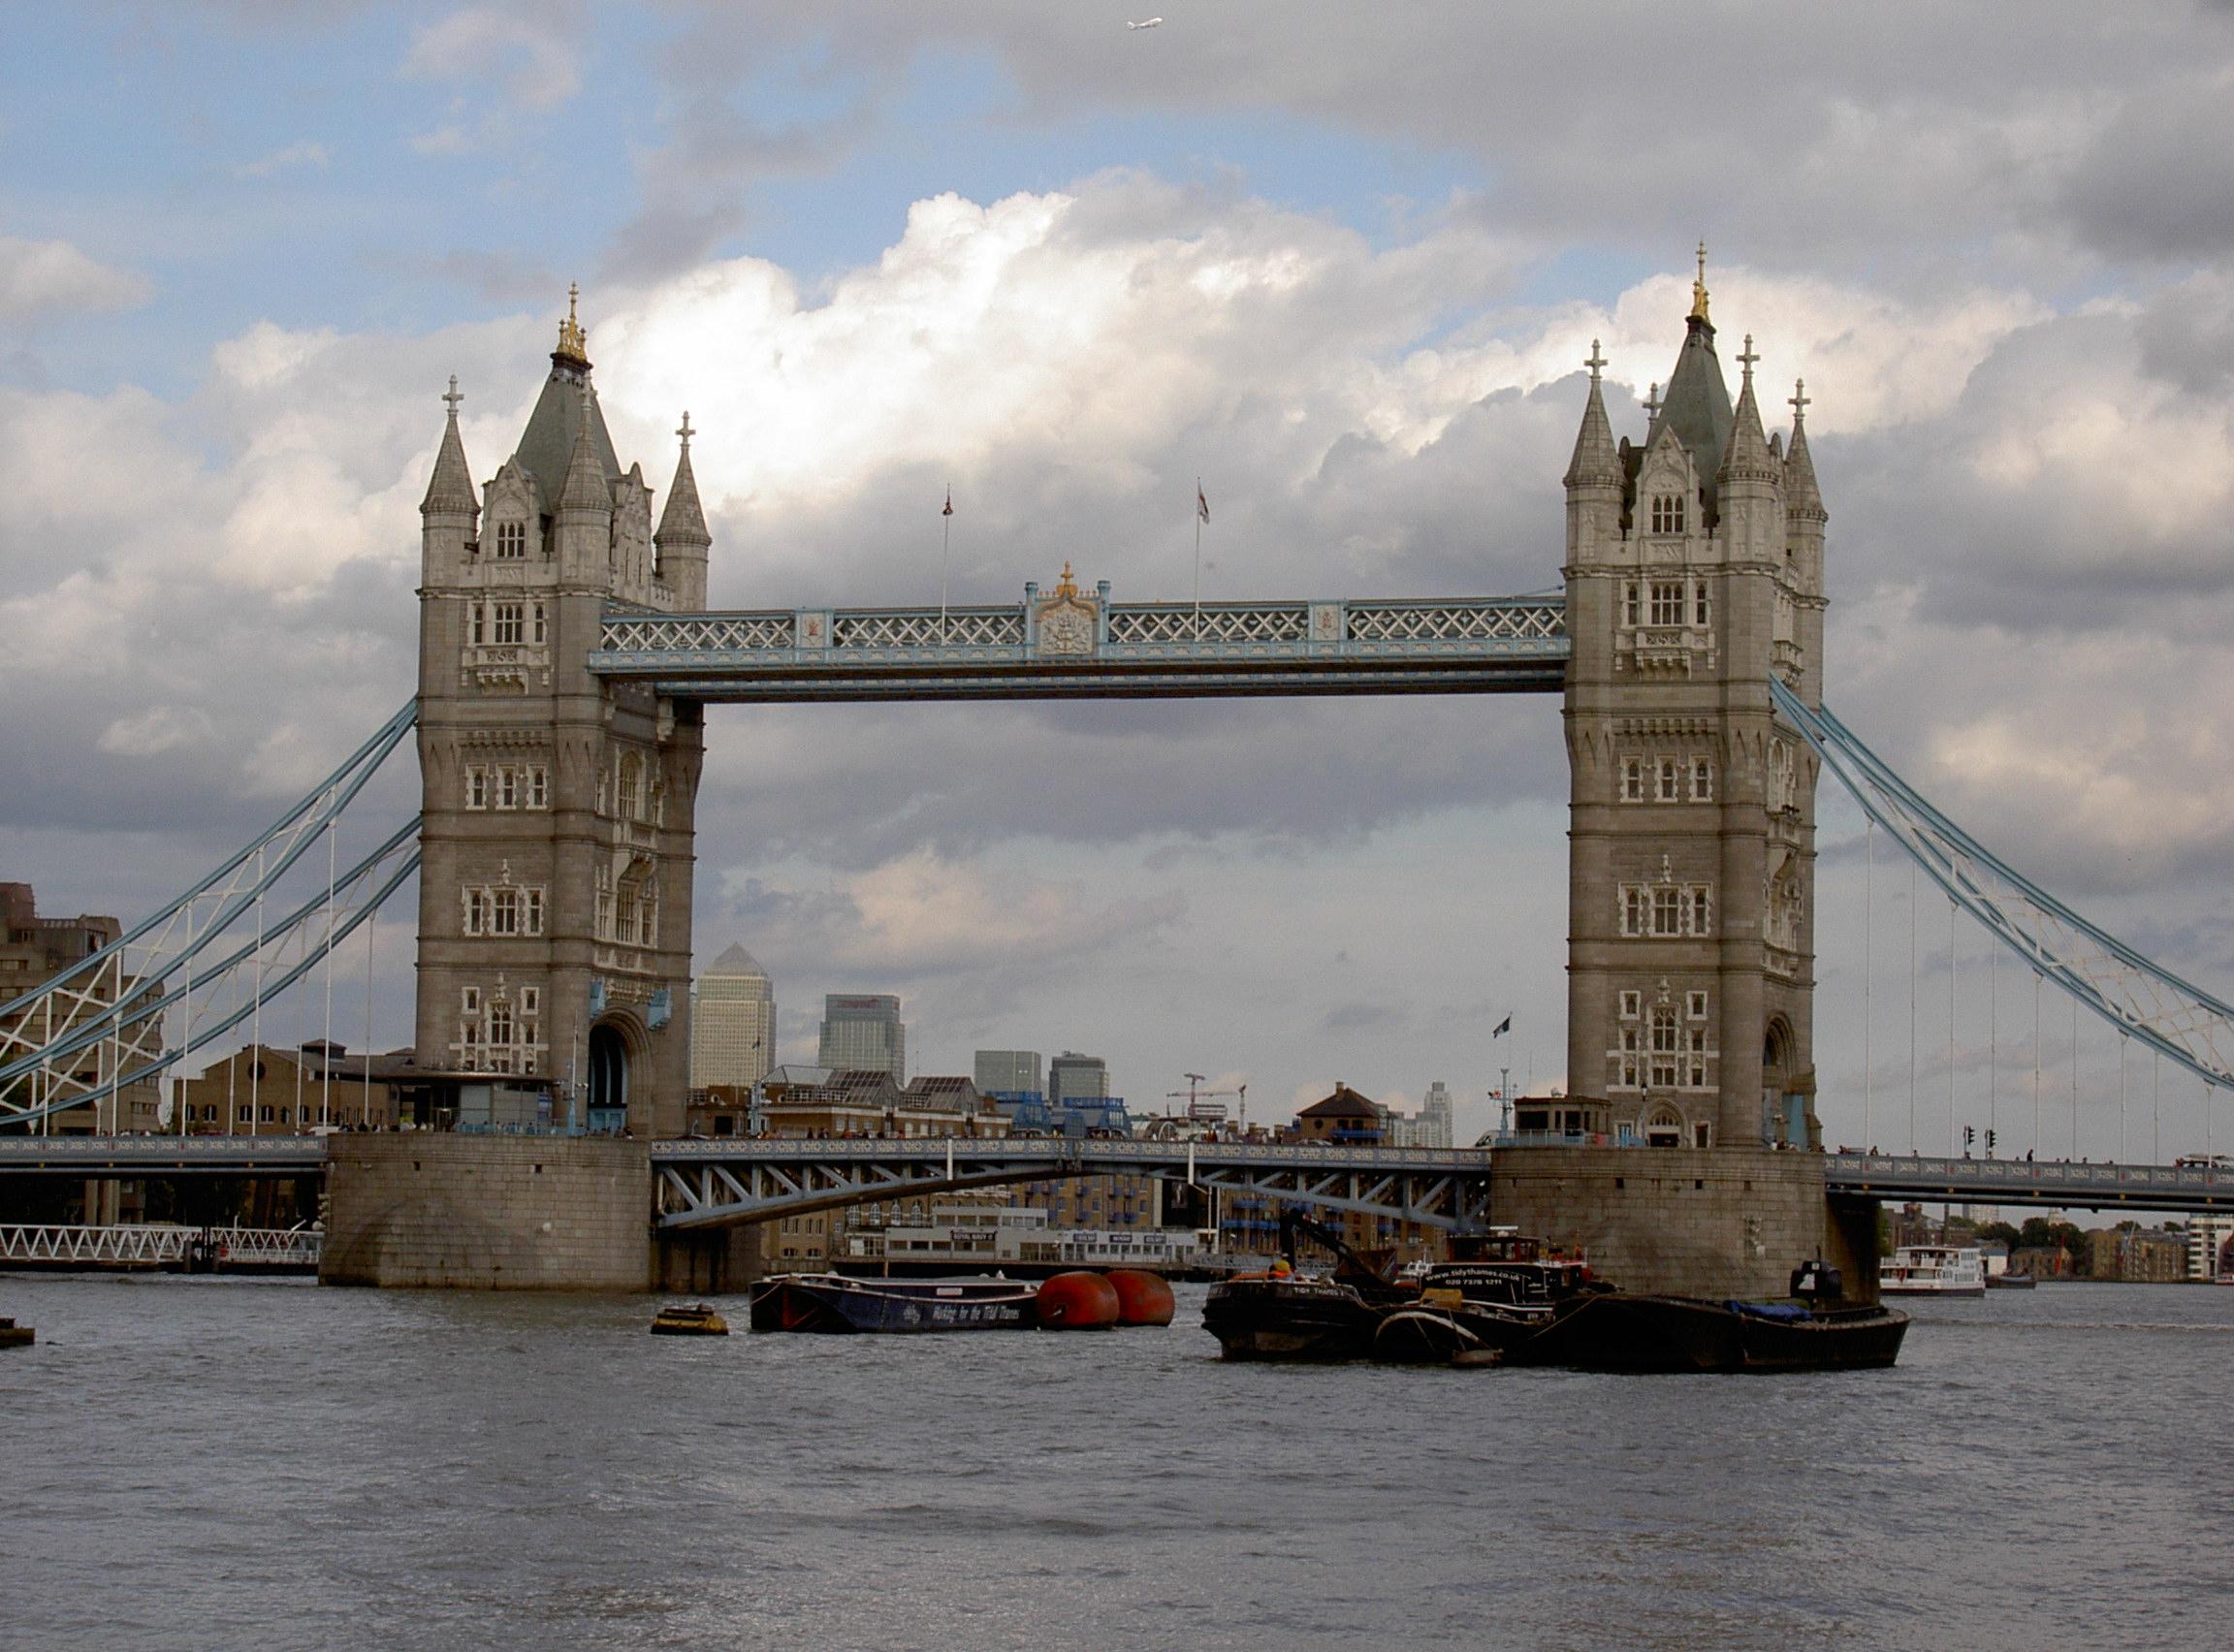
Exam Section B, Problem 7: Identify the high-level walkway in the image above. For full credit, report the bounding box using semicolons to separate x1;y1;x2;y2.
8;1136;2228;1219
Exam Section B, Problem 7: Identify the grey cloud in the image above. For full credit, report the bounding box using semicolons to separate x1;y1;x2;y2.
2060;73;2234;261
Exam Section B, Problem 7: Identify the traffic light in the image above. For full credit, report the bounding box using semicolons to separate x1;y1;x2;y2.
1963;1126;1975;1147
1987;1129;1997;1153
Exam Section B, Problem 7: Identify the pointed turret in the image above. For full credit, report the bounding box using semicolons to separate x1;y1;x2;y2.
1563;340;1622;489
1783;378;1824;522
1647;245;1734;517
420;377;479;519
1717;334;1778;488
655;412;712;607
558;384;612;515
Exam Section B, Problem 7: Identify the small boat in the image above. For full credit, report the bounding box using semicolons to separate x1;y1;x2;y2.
1985;1270;2036;1290
1200;1212;1412;1362
650;1302;729;1336
749;1273;1038;1334
1374;1287;1549;1365
0;1317;33;1350
1879;1244;1987;1296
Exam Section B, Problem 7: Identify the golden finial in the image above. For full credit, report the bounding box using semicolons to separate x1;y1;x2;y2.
1054;560;1079;599
1689;241;1710;325
556;281;590;364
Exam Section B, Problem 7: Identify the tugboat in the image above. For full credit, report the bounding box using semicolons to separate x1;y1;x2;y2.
650;1302;730;1336
1201;1212;1410;1361
1510;1258;1910;1374
0;1316;33;1350
749;1272;1039;1333
1373;1232;1605;1366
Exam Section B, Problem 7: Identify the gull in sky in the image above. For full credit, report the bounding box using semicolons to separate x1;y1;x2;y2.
1127;17;1164;29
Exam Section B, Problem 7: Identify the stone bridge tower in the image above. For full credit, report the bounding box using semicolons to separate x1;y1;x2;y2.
413;292;708;1139
1563;256;1827;1149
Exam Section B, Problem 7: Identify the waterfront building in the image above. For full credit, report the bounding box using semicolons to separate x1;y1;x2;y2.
2186;1216;2234;1281
172;1041;411;1133
817;994;906;1079
1;882;162;1136
2086;1225;2188;1283
1296;1084;1384;1144
690;943;775;1090
973;1049;1042;1096
1047;1050;1109;1105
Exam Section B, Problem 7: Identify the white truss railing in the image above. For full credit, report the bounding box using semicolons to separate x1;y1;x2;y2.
1106;605;1309;645
832;610;1026;649
0;702;421;1130
1775;679;2234;1096
1347;600;1565;643
0;1223;322;1267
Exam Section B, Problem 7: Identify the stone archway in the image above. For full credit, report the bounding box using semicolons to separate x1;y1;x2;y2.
588;1020;634;1131
1763;1016;1797;1146
1641;1101;1686;1148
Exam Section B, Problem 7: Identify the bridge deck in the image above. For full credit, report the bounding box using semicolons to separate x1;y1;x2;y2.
589;595;1569;700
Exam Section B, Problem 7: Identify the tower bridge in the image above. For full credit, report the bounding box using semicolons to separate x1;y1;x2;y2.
9;258;2232;1292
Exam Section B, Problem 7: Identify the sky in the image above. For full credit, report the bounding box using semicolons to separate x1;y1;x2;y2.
6;2;2234;1157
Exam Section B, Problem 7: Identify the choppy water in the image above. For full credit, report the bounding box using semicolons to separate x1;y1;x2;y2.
2;1275;2228;1651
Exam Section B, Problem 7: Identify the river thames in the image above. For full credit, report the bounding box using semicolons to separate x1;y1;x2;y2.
2;1275;2227;1651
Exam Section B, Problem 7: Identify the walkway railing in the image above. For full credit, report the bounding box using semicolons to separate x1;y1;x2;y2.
0;1223;322;1267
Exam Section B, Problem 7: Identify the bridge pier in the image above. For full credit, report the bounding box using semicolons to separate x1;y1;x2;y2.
1491;1146;1878;1302
322;1134;651;1289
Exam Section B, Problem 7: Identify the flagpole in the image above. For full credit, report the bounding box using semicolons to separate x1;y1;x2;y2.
940;485;953;643
1193;476;1203;633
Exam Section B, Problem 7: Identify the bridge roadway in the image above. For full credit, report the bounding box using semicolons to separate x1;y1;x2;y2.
4;1138;2228;1219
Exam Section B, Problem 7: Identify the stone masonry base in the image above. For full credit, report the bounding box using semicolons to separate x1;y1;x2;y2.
322;1135;651;1289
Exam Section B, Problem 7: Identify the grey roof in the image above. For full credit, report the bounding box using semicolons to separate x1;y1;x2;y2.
703;942;768;978
512;365;621;509
1645;316;1733;511
420;403;478;517
656;443;711;545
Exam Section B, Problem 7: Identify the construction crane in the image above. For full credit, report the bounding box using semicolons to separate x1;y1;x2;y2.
1166;1072;1247;1126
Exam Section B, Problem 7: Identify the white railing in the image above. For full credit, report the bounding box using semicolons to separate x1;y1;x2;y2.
0;1223;322;1267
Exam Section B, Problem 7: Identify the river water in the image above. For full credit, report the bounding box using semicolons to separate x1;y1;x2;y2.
2;1275;2227;1651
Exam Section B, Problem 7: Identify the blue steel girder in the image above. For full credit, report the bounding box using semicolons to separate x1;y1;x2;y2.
650;1138;1494;1230
1774;680;2234;1097
590;595;1569;701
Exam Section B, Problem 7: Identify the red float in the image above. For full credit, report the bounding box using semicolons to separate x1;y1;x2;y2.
1104;1268;1176;1327
1036;1270;1121;1329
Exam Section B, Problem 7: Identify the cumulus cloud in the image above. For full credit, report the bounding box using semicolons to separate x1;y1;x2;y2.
0;237;151;320
235;140;331;179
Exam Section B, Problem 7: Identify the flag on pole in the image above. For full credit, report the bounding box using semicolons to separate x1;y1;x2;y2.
1492;1015;1512;1038
1197;484;1210;524
942;488;953;518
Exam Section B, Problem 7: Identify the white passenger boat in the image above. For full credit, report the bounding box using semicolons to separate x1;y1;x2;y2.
1879;1244;1987;1296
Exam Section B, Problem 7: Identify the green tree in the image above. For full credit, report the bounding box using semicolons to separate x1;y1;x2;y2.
1977;1221;2022;1249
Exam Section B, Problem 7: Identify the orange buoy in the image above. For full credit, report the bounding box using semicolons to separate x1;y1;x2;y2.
1105;1268;1175;1327
1036;1270;1121;1329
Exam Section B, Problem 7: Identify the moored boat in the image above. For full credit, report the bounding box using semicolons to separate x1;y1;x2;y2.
749;1272;1039;1334
0;1316;32;1350
1373;1288;1548;1365
1509;1259;1909;1374
1202;1267;1389;1361
1985;1270;2036;1290
650;1302;730;1336
1879;1244;1987;1296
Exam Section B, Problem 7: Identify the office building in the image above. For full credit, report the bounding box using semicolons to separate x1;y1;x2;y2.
1048;1050;1109;1104
974;1049;1043;1097
817;994;906;1080
691;942;776;1089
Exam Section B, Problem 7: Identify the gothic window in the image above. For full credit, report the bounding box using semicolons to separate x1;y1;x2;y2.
1623;583;1640;626
525;889;544;935
527;766;549;809
1687;991;1708;1020
465;768;488;810
462;987;480;1015
496;767;519;810
1687;1028;1709;1088
1619;1029;1640;1088
1650;494;1685;534
494;521;527;559
1619;990;1641;1019
1693;580;1711;626
1649;582;1684;626
1690;886;1713;936
1649;1007;1679;1087
467;604;486;646
493;603;525;646
1622;758;1644;802
491;889;520;936
616;878;642;944
1653;887;1681;936
1656;758;1679;802
488;1001;514;1046
521;987;539;1015
1692;758;1714;803
531;603;548;645
463;889;486;936
1622;888;1649;937
617;754;643;820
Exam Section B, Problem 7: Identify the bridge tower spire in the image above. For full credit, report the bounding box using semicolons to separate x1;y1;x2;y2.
1563;271;1827;1149
410;288;708;1139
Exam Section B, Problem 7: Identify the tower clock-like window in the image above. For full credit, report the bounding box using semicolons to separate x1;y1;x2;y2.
494;521;527;559
1650;494;1686;535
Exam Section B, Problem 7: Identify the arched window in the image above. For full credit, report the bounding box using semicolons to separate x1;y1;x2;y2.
617;753;643;820
1650;494;1686;534
494;521;527;559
